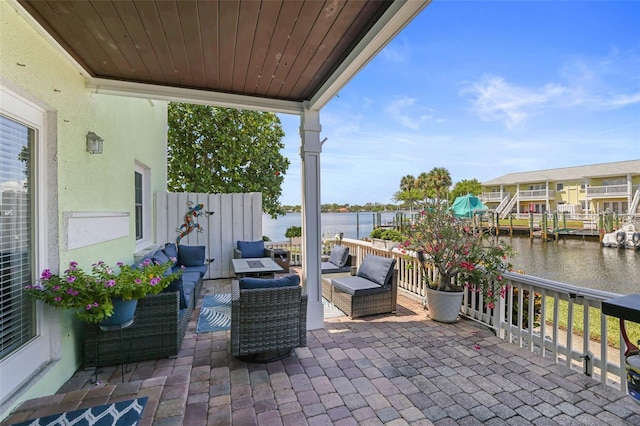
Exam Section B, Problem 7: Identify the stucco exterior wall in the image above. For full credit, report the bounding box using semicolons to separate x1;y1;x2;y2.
1;1;168;417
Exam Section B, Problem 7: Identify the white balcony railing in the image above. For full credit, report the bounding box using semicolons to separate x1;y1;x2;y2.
518;189;554;199
480;192;503;202
586;184;628;198
338;238;629;395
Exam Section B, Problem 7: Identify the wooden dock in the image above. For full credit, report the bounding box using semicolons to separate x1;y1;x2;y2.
481;225;601;242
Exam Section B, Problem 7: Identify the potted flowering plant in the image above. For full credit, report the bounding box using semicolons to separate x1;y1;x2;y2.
400;201;514;322
25;258;181;324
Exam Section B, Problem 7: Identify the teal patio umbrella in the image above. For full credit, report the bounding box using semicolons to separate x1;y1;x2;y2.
451;194;488;218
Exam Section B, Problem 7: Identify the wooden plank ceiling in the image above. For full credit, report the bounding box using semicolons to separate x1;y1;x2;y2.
17;0;394;104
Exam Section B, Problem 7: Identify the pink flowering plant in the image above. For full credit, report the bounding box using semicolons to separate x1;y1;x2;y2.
400;201;515;309
25;258;180;323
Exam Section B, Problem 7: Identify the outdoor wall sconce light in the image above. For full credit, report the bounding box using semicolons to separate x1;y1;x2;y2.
86;131;104;154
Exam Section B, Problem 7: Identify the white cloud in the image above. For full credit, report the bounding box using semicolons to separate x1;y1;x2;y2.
462;76;565;128
386;97;433;130
381;37;410;62
463;49;640;128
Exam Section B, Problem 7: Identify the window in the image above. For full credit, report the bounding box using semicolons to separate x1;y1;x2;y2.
1;86;52;403
556;183;564;191
134;163;151;247
0;115;36;359
135;171;143;240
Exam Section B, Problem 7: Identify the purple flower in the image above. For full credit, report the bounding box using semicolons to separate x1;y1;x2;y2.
86;304;93;310
41;269;52;280
105;279;116;288
54;296;62;302
117;262;124;267
142;258;151;266
135;278;142;284
53;285;60;291
67;288;79;296
66;276;76;283
150;277;161;286
69;261;78;271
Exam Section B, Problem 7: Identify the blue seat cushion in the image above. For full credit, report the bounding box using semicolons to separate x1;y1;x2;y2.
162;271;200;309
237;240;265;258
178;245;206;266
357;255;396;286
331;276;389;296
239;274;300;289
162;276;186;309
179;264;208;277
181;272;201;306
328;245;350;268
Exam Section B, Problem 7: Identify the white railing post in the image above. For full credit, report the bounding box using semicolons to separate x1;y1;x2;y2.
495;292;506;339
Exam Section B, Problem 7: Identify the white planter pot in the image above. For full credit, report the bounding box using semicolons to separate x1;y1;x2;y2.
289;236;302;245
371;238;399;251
425;287;464;323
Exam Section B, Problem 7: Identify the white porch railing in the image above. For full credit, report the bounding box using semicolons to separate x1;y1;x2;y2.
519;189;554;199
338;238;630;396
586;184;628;198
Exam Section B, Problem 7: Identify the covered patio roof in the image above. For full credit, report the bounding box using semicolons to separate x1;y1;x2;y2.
15;0;430;114
10;0;432;331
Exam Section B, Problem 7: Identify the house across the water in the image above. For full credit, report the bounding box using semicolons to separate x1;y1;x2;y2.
481;160;640;218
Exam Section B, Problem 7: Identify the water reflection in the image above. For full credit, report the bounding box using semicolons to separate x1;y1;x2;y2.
503;237;639;294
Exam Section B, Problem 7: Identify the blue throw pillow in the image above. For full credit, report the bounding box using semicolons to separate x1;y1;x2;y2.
237;240;265;258
152;250;170;266
164;243;178;262
239;274;300;289
328;245;350;267
178;245;206;267
357;255;396;286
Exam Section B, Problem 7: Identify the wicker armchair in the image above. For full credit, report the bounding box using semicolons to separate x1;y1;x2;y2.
323;255;397;319
231;279;307;362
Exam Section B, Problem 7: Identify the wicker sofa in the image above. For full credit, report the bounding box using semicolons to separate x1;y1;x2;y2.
231;275;307;362
322;254;397;319
84;243;209;367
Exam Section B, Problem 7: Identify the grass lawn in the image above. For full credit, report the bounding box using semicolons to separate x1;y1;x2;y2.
543;296;640;350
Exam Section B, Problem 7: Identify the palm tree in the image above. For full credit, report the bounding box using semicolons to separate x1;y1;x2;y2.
426;167;452;203
400;175;416;192
415;172;430;206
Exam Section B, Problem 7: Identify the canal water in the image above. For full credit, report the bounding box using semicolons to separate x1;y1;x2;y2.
263;212;639;295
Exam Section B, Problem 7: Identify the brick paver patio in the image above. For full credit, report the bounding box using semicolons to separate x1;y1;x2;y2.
3;278;640;425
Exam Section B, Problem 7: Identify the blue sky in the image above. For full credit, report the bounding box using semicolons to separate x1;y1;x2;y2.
276;0;640;206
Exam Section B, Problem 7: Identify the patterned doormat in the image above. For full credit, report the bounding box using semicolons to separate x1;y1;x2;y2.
196;293;345;333
11;397;148;426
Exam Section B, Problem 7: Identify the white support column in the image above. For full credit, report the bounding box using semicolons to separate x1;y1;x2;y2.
300;106;324;330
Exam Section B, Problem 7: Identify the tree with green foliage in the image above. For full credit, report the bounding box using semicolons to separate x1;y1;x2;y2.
167;103;289;218
395;175;421;210
425;167;452;202
449;178;483;204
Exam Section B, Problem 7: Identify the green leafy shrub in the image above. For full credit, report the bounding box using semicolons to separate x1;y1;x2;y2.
285;226;302;238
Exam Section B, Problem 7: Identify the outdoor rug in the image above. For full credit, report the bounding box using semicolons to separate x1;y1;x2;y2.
197;293;232;333
323;298;346;319
11;397;148;426
196;293;345;333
